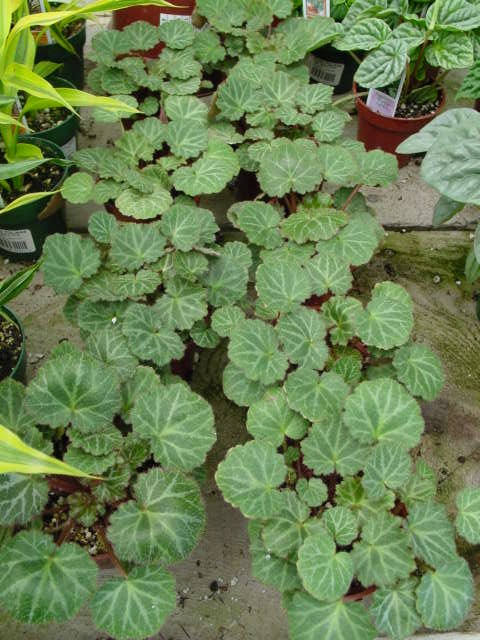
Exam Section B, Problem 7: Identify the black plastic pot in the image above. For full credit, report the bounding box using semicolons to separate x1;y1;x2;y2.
24;77;79;158
2;306;27;383
35;23;86;89
307;44;358;95
0;138;67;262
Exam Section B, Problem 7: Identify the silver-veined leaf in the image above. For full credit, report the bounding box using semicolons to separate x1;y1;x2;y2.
42;233;101;294
285;369;349;422
362;443;411;498
109;224;166;272
322;506;358;546
406;501;458;568
371;579;421;640
247;388;308;446
0;474;48;526
277;307;328;369
355;39;408;88
223;362;269;407
256;259;312;313
455;487;480;544
393;343;444;400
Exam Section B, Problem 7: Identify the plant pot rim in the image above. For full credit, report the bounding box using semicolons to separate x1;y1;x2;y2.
1;305;26;381
353;83;446;124
17;135;69;192
26;76;79;138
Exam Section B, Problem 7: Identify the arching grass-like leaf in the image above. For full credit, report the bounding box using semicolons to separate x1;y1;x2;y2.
277;307;328;369
455;487;480;544
26;353;121;432
173;140;240;196
301;420;370;476
90;566;176;640
406;501;458;568
322;506;358;546
228;319;289;385
228;201;283;249
298;532;354;601
132;384;215;472
285;369;349;422
107;468;205;564
371;579;421;640
352;512;415;587
0;474;48;526
343;379;424;448
215;441;287;518
247;388;308;446
223;362;269;407
42;234;101;295
109;224;166;272
416;558;474;631
256;259;312;313
393;344;444;401
287;592;376;640
258;138;323;197
121;304;184;367
362;443;411;499
0;530;98;623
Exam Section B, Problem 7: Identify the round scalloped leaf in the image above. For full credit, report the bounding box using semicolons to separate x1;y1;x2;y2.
287;592;376;640
329;349;362;384
277;307;328;369
416;558;474;631
322;296;363;345
305;253;353;296
312;110;351;143
155;280;207;331
228;201;283;249
247;388;308;446
42;233;101;294
301;420;370;476
258;138;323;197
109;224;166;272
362;443;411;499
456;487;480;544
228;319;289;385
297;477;328;508
0;530;98;623
172;251;209;281
358;149;399;187
0;474;48;526
120;365;162;421
371;579;421;640
115;186;173;220
61;172;95;204
165;119;209;159
262;491;310;558
77;300;130;333
406;501;458;568
223;362;269;407
352;512;415;588
87;211;117;244
317;144;359;186
85;328;138;382
211;306;245;338
249;522;302;593
160;204;206;251
322;507;358;546
298;532;354;602
123;19;160;50
317;215;381;267
0;378;35;435
64;446;116;475
216;75;259;120
336;477;395;526
158;18;195;49
193;29;226;64
121;304;185;367
393;344;444;401
256;259;312;313
215;441;287;519
343;379;424;448
401;459;437;508
26;353;121;432
173;140;239;196
91;567;175;640
108;468;205;564
281;207;348;244
190;319;220;348
355;285;413;350
132;383;215;471
285;369;349;422
70;425;123;456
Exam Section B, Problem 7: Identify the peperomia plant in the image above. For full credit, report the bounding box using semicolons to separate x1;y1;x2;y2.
333;0;480;107
215;199;479;639
397;108;480;289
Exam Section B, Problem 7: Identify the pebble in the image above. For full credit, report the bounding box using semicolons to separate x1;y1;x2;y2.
433;275;441;284
230;576;238;587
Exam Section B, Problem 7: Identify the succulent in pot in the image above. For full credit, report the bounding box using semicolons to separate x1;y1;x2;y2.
333;0;480;164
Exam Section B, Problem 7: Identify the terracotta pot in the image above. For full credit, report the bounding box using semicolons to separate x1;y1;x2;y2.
113;1;196;58
355;86;446;168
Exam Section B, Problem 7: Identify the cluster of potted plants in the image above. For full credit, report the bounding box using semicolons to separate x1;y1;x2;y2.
0;2;479;640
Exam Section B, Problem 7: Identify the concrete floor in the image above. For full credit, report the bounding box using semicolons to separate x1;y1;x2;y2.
1;17;480;640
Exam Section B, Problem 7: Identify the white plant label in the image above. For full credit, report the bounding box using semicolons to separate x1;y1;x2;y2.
61;136;77;158
307;55;344;87
303;0;330;17
0;228;36;254
366;67;407;118
159;13;192;25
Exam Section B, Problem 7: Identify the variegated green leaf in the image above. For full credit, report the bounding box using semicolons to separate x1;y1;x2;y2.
322;506;358;546
256;259;312;313
362;443;411;498
109;224;166;272
406;501;458;568
456;487;480;544
281;207;348;244
393;344;444;401
42;234;101;295
285;369;349;422
247;388;308;446
277;307;328;369
85;329;138;382
228;201;283;249
371;579;421;640
223;363;269;407
172;140;239;196
0;474;48;526
249;521;302;592
155;280;207;331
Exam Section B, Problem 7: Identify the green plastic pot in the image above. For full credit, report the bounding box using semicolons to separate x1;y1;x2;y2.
0;137;68;262
35;23;86;89
1;306;27;383
24;77;79;158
